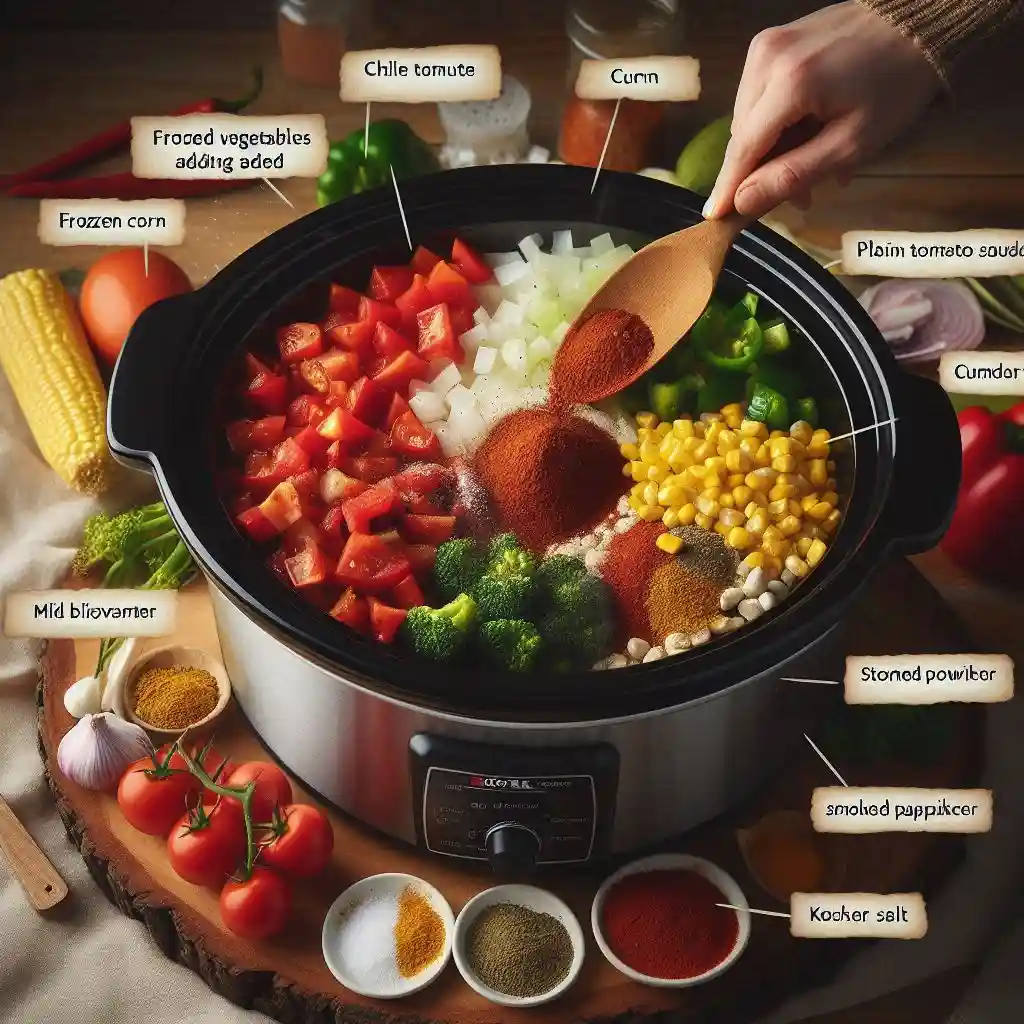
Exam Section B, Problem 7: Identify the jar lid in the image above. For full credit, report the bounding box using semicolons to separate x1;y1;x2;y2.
437;76;531;142
567;0;682;59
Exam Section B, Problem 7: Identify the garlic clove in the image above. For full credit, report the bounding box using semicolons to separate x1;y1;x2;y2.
56;712;153;791
101;637;141;716
63;675;103;718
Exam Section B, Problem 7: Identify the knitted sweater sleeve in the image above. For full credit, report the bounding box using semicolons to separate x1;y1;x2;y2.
857;0;1024;82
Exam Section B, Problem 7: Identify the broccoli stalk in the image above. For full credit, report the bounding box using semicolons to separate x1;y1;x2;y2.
401;593;479;661
477;619;544;672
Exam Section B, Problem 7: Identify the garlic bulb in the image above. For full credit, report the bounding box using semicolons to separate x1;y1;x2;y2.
64;675;103;718
57;713;153;791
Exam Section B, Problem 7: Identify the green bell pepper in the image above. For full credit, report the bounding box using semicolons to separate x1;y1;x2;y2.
760;318;791;354
747;358;804;402
794;397;819;427
692;307;765;372
316;119;440;207
747;383;791;431
649;380;683;423
697;372;745;415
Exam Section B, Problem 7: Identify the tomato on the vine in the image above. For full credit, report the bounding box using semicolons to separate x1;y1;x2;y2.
224;762;293;822
117;756;201;837
219;868;291;940
167;801;247;889
157;742;235;780
260;804;334;878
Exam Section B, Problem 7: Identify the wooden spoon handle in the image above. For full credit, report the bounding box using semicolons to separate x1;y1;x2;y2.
0;794;69;910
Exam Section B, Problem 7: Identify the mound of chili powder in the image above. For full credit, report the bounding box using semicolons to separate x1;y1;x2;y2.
600;520;672;643
472;407;623;553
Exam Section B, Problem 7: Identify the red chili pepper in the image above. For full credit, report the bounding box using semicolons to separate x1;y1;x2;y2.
4;175;258;199
0;67;262;191
940;402;1024;586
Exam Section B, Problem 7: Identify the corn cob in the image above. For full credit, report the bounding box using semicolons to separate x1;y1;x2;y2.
0;268;112;494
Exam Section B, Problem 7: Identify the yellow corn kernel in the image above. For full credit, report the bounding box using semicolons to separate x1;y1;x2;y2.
822;508;842;534
721;402;745;421
628;495;643;512
655;421;672;438
701;485;722;501
762;524;783;543
767;498;789;521
747;510;768;534
788;499;804;517
703;421;721;442
629;462;645;483
631;480;646;495
620;442;639;460
737;437;759;460
636;411;658;429
806;501;832;521
740;419;769;439
744;550;767;568
795;536;814;557
643;481;660;505
697;496;721;518
656;531;684;554
638;439;659;462
682;466;706;489
719;493;735;509
681;435;703;454
659;434;678;460
693;422;707;439
719;508;745;527
822;491;839;508
769;483;799;501
768;437;793;458
673;418;695;439
733;485;753;506
789;420;813;445
808;459;829;487
658;485;682;506
800;493;820;511
694;512;713;530
662;507;681;529
705;455;727;475
716;429;740;451
636;428;652;444
772;454;798;474
785;554;810;578
725;449;752;474
621;462;633;477
768;429;784;439
726;527;753;550
762;534;791;558
668;450;694;471
638;504;663;522
726;473;746;488
806;539;828;567
0;269;111;495
764;554;783;573
692;441;714;462
807;429;831;458
647;464;670;483
754;444;772;467
745;468;775;492
679;502;697;525
778;515;802;537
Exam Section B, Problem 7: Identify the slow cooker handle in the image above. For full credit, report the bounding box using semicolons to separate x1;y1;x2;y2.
106;291;200;469
882;373;962;555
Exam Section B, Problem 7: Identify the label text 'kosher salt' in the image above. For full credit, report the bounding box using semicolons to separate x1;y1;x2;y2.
790;893;927;939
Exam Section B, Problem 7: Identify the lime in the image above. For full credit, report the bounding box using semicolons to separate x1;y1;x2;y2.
674;115;732;196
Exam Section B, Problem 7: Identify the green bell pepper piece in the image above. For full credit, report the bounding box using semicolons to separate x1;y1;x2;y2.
649;380;683;423
747;384;791;431
760;318;791;353
316;119;440;207
734;292;759;319
693;312;765;372
697;372;745;415
794;397;819;427
747;358;804;402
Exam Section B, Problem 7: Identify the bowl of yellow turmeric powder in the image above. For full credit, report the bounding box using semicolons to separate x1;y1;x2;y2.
124;645;232;737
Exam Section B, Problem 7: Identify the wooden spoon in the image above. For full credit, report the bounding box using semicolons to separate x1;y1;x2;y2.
0;793;69;910
556;212;750;403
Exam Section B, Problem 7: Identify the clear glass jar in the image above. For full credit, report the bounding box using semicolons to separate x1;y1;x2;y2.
566;0;685;81
277;0;353;88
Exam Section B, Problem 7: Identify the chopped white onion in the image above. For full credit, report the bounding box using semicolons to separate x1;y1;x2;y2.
473;346;498;374
409;390;447;423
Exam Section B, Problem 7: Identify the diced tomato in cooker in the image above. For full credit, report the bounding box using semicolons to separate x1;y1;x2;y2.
385;392;411;429
449;305;474;338
230;490;255;517
317;407;376;449
342;480;399;534
373;350;431;393
281;517;321;555
358;297;402;333
328;283;362;314
330;319;375;356
292;424;331;457
330;588;370;633
416;303;463;365
326;381;350;408
404;544;437;575
226;415;286;455
406;494;447;516
390;410;442;460
247;371;289;414
394;274;435;332
288;469;321;507
390;574;425;609
392;462;453;496
411;246;442;277
277;323;323;364
335;533;411;594
369;265;415;303
287;394;327;428
451;238;493;284
297;359;331;394
257;480;304;532
345;376;391;427
426;261;472;307
242;437;309;489
319;503;348;541
320;467;368;504
364;432;392;457
368;598;407;643
285;541;330;589
244;352;277;380
322;308;357;335
350;455;398;483
372;322;413;361
236;506;278;542
317;349;361;383
401;514;457;545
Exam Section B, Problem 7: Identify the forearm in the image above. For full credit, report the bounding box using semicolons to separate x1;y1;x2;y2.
858;0;1023;82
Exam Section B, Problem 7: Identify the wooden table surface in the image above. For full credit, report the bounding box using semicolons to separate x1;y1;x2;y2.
1;9;1021;1021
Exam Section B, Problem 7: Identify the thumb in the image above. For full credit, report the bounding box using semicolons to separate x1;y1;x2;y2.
732;115;863;218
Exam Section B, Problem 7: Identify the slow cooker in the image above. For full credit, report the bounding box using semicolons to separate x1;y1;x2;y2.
108;165;961;873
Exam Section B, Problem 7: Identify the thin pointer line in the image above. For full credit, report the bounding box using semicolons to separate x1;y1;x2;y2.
804;733;848;787
262;178;294;208
590;96;622;194
364;102;371;156
716;903;790;919
390;163;412;251
781;676;841;685
143;241;149;278
822;258;843;272
827;417;898;445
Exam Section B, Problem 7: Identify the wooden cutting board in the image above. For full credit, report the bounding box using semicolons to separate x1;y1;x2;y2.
37;559;982;1024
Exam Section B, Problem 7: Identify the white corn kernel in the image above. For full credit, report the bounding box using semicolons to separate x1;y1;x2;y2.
780;568;797;587
626;637;651;660
607;653;629;669
767;579;789;598
758;591;778;611
710;616;733;635
643;646;666;663
720;587;744;611
742;567;767;598
690;628;712;646
738;598;763;621
664;632;690;654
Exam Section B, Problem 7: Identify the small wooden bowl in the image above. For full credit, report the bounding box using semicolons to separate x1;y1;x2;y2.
124;645;231;737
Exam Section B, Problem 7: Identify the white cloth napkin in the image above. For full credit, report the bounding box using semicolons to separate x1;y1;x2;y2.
0;363;1018;1023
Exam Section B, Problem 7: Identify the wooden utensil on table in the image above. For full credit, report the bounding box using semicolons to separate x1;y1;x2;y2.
0;793;69;910
557;212;750;402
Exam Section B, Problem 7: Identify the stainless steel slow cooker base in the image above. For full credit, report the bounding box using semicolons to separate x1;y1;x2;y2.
211;583;837;861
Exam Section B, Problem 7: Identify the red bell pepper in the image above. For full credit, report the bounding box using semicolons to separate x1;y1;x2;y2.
940;403;1024;586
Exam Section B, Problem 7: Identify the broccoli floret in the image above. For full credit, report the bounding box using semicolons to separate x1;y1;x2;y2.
433;538;486;602
73;502;172;578
472;547;538;621
538;610;614;669
478;619;544;672
486;532;522;563
535;554;588;597
550;572;611;620
400;593;479;661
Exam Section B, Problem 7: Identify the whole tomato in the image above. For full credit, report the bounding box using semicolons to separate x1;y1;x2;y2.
117;757;201;837
158;741;235;781
220;868;291;940
79;248;192;365
167;802;247;889
260;804;335;878
224;762;293;823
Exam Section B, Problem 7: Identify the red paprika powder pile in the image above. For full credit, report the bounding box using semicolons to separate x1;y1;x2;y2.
550;308;654;409
472;407;623;553
599;521;671;643
600;868;740;979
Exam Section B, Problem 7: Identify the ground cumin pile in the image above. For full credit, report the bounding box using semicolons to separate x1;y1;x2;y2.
472;407;623;553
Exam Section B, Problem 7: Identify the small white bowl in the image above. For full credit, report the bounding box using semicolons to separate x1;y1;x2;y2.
123;645;231;737
591;853;750;987
322;873;453;999
452;883;585;1008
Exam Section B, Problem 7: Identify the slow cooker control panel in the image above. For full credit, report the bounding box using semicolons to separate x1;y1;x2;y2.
410;735;618;869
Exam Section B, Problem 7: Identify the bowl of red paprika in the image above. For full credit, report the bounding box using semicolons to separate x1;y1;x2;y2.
591;853;751;987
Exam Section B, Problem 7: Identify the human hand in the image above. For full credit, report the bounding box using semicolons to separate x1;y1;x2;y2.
704;1;941;220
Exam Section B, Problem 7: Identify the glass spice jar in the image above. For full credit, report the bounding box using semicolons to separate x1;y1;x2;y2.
277;0;353;88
